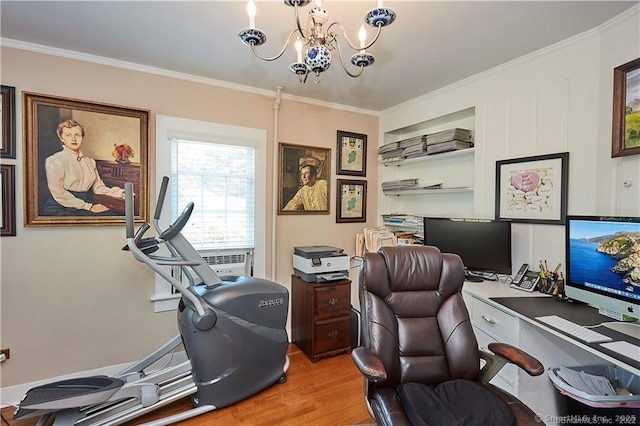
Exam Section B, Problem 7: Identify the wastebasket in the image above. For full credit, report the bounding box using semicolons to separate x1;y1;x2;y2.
548;365;640;421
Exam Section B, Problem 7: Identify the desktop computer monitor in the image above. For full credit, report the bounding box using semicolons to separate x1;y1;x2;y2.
565;215;640;324
423;217;512;277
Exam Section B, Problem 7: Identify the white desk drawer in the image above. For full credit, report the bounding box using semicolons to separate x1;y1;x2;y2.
475;326;517;391
471;296;517;343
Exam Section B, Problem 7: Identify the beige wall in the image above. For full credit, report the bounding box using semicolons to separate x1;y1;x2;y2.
0;47;379;387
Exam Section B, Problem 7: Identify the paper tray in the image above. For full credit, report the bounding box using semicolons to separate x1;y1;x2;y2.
548;365;640;408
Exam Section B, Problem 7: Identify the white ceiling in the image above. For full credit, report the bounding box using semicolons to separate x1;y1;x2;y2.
1;1;637;112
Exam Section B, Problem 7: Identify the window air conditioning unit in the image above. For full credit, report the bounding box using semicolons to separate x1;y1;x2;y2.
198;249;254;277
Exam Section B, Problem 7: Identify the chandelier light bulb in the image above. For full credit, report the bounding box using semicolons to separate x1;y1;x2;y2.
295;38;303;63
358;25;367;50
247;0;256;28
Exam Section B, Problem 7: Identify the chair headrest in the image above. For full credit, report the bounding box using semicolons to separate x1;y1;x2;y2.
364;246;465;300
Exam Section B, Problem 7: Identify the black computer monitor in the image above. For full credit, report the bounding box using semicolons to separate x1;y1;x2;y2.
423;217;512;276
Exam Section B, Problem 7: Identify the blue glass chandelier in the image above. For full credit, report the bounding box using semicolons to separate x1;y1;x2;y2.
239;0;396;84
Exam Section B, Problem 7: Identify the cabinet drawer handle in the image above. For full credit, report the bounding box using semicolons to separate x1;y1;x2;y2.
328;297;339;306
328;330;339;339
481;315;497;325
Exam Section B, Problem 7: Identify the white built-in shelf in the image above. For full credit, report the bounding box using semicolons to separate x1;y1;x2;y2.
383;187;474;196
382;147;475;167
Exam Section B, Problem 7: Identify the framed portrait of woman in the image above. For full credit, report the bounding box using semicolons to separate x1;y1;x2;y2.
23;92;150;226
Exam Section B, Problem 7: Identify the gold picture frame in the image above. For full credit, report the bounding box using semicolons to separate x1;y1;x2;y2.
612;57;640;157
24;92;149;226
278;142;330;215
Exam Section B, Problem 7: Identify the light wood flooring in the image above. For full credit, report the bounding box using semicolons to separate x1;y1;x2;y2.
2;345;373;426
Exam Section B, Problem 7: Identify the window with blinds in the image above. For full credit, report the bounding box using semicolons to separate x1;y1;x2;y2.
170;139;255;251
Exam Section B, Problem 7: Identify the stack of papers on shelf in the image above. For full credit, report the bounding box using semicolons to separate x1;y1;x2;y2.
382;178;419;192
402;142;428;159
427;140;474;155
556;367;617;396
426;128;473;145
378;141;404;162
403;215;425;227
406;182;443;190
382;215;407;224
399;135;427;148
382;214;424;227
378;141;401;153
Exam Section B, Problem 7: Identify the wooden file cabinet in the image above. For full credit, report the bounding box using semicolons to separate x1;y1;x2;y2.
291;275;351;362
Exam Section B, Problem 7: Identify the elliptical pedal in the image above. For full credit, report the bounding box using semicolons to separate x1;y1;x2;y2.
14;376;124;419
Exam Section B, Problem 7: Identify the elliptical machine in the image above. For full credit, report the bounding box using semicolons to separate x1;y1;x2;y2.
14;177;289;425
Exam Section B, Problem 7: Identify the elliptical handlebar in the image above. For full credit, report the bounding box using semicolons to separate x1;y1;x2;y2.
125;183;136;239
124;181;208;318
154;176;169;220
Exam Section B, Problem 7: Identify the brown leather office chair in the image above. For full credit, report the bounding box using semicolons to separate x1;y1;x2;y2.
351;246;545;426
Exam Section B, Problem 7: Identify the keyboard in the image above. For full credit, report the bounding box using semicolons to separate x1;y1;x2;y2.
535;315;613;343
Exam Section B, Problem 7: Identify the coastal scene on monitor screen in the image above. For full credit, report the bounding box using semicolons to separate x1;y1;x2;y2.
570;221;640;297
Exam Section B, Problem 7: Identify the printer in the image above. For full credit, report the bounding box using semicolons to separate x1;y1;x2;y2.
293;245;350;283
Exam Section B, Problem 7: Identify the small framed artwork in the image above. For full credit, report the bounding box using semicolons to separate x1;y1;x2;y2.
612;57;640;157
1;164;16;236
23;92;150;226
336;130;367;177
336;179;367;223
278;142;330;215
1;85;16;159
495;152;569;225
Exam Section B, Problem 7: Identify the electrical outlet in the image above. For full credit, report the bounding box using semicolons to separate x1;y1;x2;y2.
0;348;10;361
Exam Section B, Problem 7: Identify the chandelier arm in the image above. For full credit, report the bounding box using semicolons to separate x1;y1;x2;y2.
249;28;301;61
327;22;383;51
335;41;365;78
293;3;306;38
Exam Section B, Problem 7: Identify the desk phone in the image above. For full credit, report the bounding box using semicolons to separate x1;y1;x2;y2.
510;263;540;292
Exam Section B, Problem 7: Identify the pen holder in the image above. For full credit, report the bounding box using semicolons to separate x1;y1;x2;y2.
539;276;566;299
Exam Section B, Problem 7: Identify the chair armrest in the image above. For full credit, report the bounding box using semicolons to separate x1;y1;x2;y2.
479;342;543;382
488;342;544;376
351;347;387;383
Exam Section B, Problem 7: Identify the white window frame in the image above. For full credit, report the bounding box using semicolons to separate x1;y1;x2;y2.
153;115;267;311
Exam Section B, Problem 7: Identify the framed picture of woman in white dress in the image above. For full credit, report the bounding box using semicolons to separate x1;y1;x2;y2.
24;92;149;226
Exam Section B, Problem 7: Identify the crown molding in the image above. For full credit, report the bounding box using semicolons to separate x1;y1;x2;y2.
1;38;378;117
